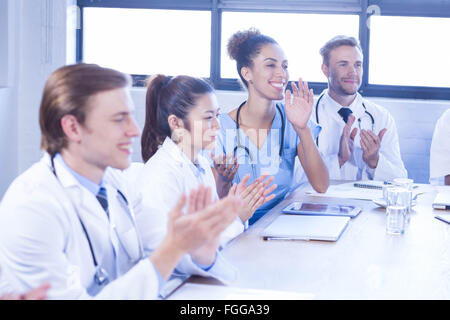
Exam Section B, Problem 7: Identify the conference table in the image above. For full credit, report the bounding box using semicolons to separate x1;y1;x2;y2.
169;181;450;300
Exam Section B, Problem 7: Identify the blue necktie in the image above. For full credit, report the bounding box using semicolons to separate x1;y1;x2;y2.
96;187;109;218
338;107;353;123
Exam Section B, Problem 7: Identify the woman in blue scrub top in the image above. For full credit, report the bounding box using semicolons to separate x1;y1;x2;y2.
212;29;329;224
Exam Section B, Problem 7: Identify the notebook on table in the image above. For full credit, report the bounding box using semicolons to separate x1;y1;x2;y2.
432;192;450;210
261;215;350;242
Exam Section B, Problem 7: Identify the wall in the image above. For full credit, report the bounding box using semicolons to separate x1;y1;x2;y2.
1;1;449;200
0;88;17;196
371;97;449;183
16;0;72;174
0;0;8;87
0;0;18;196
0;0;73;199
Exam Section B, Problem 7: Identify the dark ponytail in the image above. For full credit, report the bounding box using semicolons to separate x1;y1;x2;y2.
141;74;214;162
141;75;170;162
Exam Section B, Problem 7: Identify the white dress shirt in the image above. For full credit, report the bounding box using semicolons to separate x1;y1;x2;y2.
429;108;450;185
136;137;246;249
312;89;407;181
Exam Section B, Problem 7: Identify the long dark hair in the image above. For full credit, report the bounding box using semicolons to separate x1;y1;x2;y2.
141;74;214;162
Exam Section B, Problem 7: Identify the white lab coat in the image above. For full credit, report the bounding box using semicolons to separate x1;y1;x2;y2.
429;108;450;185
312;89;407;181
0;153;235;299
136;137;245;249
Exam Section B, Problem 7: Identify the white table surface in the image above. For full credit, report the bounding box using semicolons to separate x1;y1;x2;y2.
170;182;450;300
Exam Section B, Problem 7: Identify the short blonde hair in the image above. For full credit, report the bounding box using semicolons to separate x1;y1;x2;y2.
320;35;362;66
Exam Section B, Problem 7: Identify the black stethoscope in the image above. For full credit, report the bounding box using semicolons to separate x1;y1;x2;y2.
314;93;375;146
50;156;143;293
233;101;285;181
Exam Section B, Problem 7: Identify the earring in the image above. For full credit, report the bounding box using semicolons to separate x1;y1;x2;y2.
170;129;182;144
171;128;184;144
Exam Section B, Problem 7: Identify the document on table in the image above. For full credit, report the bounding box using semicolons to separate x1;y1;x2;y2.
305;180;384;201
433;190;450;210
261;215;350;242
167;283;314;300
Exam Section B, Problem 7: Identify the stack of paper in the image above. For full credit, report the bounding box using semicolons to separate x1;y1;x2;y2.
305;181;384;201
261;215;350;242
433;191;450;210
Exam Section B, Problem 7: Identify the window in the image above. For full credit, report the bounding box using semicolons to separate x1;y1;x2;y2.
83;8;211;78
369;15;450;88
77;0;450;100
221;11;359;82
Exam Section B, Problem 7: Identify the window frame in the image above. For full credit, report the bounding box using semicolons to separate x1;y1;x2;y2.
76;0;450;100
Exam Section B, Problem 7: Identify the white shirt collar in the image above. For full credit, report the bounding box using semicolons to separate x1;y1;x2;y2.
54;153;104;196
160;137;206;177
322;89;365;120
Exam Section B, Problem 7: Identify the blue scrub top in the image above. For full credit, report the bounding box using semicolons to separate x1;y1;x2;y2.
212;103;321;224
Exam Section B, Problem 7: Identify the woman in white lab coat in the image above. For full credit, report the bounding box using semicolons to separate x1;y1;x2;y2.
138;75;277;248
0;64;242;299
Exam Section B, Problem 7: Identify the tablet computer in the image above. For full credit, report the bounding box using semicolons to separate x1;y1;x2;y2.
281;202;361;218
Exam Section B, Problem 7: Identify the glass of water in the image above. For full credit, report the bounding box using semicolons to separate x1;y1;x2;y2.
386;205;406;235
385;186;412;223
393;178;414;191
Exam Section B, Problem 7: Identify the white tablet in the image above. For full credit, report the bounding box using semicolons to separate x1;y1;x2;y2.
282;202;361;218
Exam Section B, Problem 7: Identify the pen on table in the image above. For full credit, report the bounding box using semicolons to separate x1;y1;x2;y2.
384;180;419;189
434;215;450;225
263;236;307;241
353;181;418;190
353;183;382;190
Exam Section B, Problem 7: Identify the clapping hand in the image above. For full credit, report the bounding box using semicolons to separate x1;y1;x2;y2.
229;173;277;222
0;282;50;300
360;128;387;169
166;185;242;266
151;187;243;279
211;153;239;183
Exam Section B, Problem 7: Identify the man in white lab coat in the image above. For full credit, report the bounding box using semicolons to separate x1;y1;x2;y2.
429;108;450;185
0;64;242;299
312;35;407;181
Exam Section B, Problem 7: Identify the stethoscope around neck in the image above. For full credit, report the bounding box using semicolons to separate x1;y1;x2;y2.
50;155;143;294
314;93;375;146
233;101;285;181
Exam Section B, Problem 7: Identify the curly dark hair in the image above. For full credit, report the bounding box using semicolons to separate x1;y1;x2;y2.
226;28;278;88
